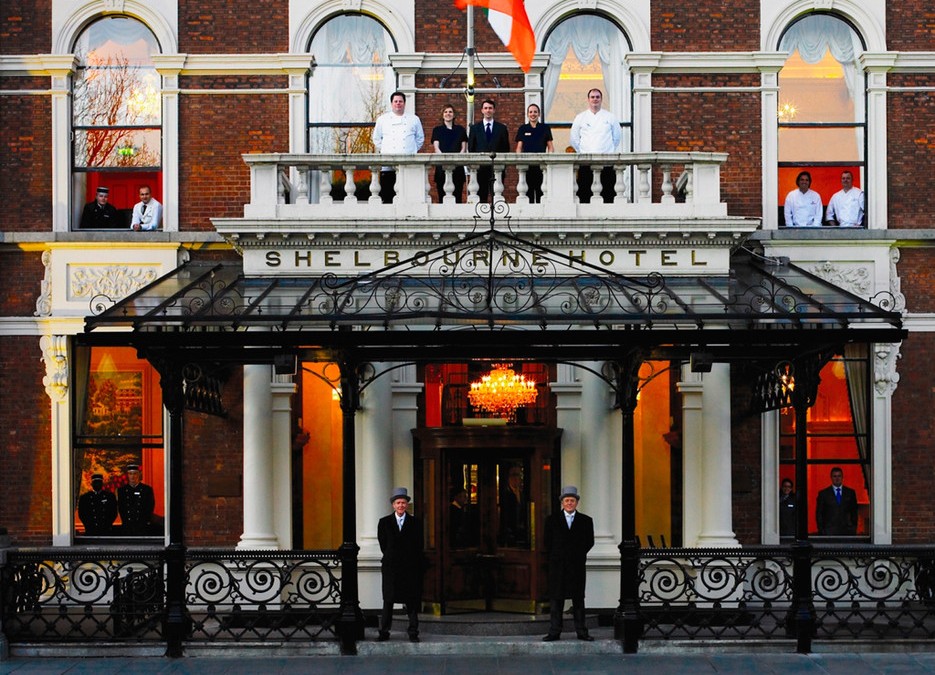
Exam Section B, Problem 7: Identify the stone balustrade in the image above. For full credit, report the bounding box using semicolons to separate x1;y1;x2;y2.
240;152;731;225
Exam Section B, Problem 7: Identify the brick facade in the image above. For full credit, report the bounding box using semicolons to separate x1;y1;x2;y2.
179;0;288;53
0;0;51;54
652;1;759;51
0;86;52;232
887;76;935;230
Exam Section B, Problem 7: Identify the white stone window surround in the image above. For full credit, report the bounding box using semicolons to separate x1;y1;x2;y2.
760;0;889;231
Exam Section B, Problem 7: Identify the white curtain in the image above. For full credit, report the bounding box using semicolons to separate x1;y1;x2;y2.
780;15;864;142
843;344;870;491
307;15;395;153
543;15;629;121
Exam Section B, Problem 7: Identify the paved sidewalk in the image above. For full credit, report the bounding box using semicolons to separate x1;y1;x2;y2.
3;652;935;674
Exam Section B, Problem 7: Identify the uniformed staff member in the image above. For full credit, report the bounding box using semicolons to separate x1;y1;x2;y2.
77;473;118;535
79;186;121;229
117;464;156;535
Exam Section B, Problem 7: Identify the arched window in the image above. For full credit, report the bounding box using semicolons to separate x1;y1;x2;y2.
777;14;866;228
306;14;396;154
72;16;162;230
542;14;631;153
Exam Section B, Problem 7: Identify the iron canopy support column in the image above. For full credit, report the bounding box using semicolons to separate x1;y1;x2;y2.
148;353;187;658
336;354;365;654
609;353;645;653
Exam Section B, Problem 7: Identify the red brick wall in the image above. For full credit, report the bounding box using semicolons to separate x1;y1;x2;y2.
0;0;51;54
415;0;470;53
179;77;289;231
0;249;44;316
652;1;759;51
898;248;935;314
179;0;288;53
0;82;52;232
891;333;935;543
887;76;935;230
0;336;52;545
184;368;245;546
652;74;762;218
887;1;935;51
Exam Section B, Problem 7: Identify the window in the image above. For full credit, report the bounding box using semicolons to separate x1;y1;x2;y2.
778;14;866;228
73;346;165;538
72;17;162;230
542;14;632;154
306;14;396;154
778;346;871;536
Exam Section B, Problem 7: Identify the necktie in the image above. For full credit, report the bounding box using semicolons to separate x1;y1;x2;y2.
398;517;404;530
835;488;841;504
141;204;147;214
566;514;574;529
485;123;492;141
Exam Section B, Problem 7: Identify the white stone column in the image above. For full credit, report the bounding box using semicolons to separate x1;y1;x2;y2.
861;54;896;231
238;364;278;549
41;335;73;546
153;56;185;233
696;363;739;547
271;373;296;549
579;364;618;557
38;56;77;233
552;362;583;491
678;365;705;547
357;367;393;561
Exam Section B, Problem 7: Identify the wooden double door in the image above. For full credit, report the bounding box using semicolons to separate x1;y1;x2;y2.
413;427;561;614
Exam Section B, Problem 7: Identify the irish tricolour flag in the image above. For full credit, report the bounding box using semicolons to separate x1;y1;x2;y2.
455;0;535;73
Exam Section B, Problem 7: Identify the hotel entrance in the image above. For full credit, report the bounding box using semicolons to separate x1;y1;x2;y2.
414;426;561;614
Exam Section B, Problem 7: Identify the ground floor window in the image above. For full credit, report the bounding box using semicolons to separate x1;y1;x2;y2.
73;346;164;538
779;346;871;537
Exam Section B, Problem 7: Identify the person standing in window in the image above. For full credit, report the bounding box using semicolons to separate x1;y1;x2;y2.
77;473;118;536
825;170;865;228
431;104;468;203
467;99;510;204
130;185;163;231
779;478;796;538
569;88;620;203
79;186;120;229
515;103;554;203
543;486;595;642
118;464;156;536
783;171;823;227
372;91;425;204
815;467;858;536
376;487;424;642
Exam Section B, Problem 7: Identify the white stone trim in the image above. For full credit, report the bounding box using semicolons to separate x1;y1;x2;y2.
291;0;415;55
533;0;650;53
761;0;886;53
53;0;178;55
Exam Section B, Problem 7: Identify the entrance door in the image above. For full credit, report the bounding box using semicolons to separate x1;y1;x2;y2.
414;427;561;614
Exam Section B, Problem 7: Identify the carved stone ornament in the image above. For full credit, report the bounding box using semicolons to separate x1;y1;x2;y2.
888;247;907;312
102;0;127;12
35;249;53;317
40;335;69;401
70;265;159;302
806;261;872;297
874;342;901;397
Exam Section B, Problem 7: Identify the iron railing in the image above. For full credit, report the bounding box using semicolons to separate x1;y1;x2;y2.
3;545;934;652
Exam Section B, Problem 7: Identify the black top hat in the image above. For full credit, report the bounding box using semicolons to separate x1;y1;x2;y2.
96;186;109;194
125;464;140;472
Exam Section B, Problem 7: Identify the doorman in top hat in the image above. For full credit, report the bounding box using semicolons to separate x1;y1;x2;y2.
376;487;424;642
543;485;595;641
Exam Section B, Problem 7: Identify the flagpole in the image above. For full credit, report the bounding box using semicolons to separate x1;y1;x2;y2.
466;5;475;123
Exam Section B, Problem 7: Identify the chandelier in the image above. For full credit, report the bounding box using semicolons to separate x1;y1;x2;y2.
468;363;538;420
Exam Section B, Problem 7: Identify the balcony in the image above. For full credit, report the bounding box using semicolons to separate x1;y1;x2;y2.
221;152;754;240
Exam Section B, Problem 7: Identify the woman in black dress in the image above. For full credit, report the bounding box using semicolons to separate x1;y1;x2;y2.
431;104;468;203
514;103;554;203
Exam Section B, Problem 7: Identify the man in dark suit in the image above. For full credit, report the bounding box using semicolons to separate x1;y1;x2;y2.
117;464;156;536
779;478;796;538
815;467;858;536
467;99;510;203
377;487;424;642
543;486;595;642
77;473;118;535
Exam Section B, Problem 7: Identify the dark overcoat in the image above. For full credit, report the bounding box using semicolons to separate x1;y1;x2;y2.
544;510;594;600
815;485;858;535
377;512;424;604
779;491;796;537
117;482;156;534
77;488;118;535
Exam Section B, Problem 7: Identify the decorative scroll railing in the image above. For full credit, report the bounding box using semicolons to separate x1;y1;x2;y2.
238;151;729;221
639;546;935;642
3;546;933;651
1;548;342;646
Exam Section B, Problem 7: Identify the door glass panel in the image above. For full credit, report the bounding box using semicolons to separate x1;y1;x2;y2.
498;461;530;549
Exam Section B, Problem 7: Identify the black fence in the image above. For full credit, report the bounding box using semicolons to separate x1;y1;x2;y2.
2;545;933;653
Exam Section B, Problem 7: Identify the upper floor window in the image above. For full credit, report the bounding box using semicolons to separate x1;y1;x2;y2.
307;14;396;154
73;17;162;231
542;14;632;154
778;14;866;228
